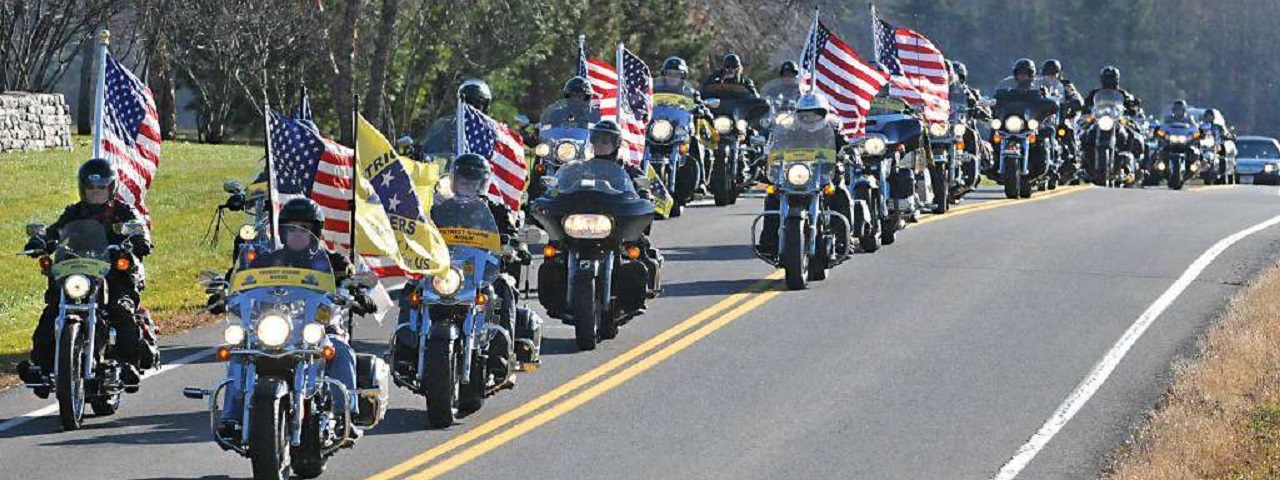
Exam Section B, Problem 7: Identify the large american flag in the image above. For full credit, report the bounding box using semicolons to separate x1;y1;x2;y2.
99;53;161;217
459;104;528;210
800;22;889;137
872;9;950;123
616;46;652;169
266;104;354;250
580;54;619;117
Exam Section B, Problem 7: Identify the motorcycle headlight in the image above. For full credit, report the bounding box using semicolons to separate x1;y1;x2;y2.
736;119;749;132
786;164;812;186
952;124;966;136
238;224;257;241
563;214;613;239
556;142;579;162
1004;116;1025;133
1266;164;1276;173
650;120;674;141
1157;161;1166;171
64;274;91;299
256;314;291;347
1028;119;1040;131
863;137;887;156
928;123;947;137
432;268;463;296
1097;116;1116;132
1199;138;1214;147
1170;135;1187;145
302;323;326;344
534;143;551;157
989;119;1003;130
714;116;733;133
775;113;795;127
223;325;246;345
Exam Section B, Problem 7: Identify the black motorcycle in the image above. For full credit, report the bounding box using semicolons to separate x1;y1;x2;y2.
990;89;1060;198
703;83;770;206
530;159;658;351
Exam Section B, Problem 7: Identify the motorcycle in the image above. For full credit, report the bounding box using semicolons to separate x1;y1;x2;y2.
863;97;927;240
1081;89;1135;187
20;219;150;430
204;178;272;312
391;194;522;428
750;118;853;289
528;99;598;203
703;83;770;206
924;94;983;214
530;159;658;351
990;89;1060;198
647;79;710;218
184;225;389;479
1152;119;1203;190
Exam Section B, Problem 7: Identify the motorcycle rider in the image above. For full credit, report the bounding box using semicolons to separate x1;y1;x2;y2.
996;58;1041;92
760;60;802;99
418;78;494;157
587;119;663;294
541;76;600;126
758;93;852;257
1084;66;1146;164
702;53;759;96
218;198;377;440
17;158;158;398
1165;99;1193;123
1038;59;1085;172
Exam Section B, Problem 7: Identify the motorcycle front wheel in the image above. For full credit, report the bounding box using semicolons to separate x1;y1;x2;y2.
249;392;292;480
1002;158;1022;199
572;278;599;351
292;410;328;479
425;338;458;428
459;350;486;416
782;216;808;290
56;321;85;431
931;163;950;214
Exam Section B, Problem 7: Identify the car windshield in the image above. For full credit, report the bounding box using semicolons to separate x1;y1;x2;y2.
554;158;636;196
1238;140;1280;159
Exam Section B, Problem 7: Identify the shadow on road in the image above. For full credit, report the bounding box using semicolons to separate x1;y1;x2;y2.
660;278;766;298
661;245;757;263
37;410;209;447
539;336;582;356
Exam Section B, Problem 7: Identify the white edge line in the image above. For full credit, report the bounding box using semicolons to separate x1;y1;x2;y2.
991;212;1280;480
0;348;211;434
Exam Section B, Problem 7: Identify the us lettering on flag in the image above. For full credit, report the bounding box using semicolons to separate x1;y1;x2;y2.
800;22;889;137
873;8;950;123
615;45;652;169
98;52;161;217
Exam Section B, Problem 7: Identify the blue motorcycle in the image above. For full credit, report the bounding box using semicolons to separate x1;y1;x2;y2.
528;99;597;203
646;80;706;218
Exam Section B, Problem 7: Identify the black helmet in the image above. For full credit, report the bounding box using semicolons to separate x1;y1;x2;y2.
662;57;689;78
723;54;743;69
451;153;491;197
1100;66;1120;87
1042;59;1062;75
779;61;799;78
278;198;324;238
589;120;623;158
953;62;969;83
458;78;492;113
1012;58;1036;76
77;157;117;204
563;76;593;102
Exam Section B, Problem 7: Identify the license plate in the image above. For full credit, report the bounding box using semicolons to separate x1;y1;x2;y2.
1240;175;1254;184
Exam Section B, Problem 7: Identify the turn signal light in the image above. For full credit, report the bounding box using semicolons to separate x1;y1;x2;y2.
536;163;547;174
114;257;131;271
956;141;966;151
625;245;642;260
321;345;336;360
1156;130;1166;137
542;245;558;259
408;289;422;307
679;143;690;155
38;257;52;271
476;293;488;306
216;346;231;362
1029;134;1038;144
765;184;777;195
245;248;258;263
992;134;1002;144
1057;128;1067;137
823;184;836;196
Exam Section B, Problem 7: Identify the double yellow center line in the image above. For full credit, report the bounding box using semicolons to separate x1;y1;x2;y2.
369;185;1090;480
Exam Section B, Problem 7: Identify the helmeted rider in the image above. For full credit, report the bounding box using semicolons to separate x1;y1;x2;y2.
562;76;593;103
418;78;494;157
1037;59;1085;168
702;54;759;96
1165;99;1193;123
758;93;853;256
217;198;376;440
18;158;158;398
541;76;600;127
1083;66;1146;163
585;119;663;294
997;58;1043;92
761;60;802;99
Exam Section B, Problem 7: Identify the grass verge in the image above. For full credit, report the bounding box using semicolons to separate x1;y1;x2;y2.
0;137;260;387
1106;259;1280;479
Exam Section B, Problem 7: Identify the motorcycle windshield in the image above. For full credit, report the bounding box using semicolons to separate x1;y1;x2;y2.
869;96;911;117
1092;89;1125;115
553;158;637;196
994;76;1036;93
419;116;457;163
766;121;837;189
433;196;502;289
538;100;596;165
703;83;768;126
760;79;802;109
993;89;1057;120
224;225;337;350
51;219;111;279
651;102;693;143
653;78;699;100
229;225;336;294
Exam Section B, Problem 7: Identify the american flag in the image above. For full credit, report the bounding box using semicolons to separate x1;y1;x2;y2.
616;46;652;169
800;22;890;137
99;53;161;217
580;55;619;117
266;105;354;250
459;104;528;210
872;9;950;123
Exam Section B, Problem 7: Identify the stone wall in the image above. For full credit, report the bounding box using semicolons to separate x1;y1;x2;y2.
0;92;73;153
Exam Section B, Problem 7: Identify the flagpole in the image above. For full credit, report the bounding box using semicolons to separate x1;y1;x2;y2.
870;3;882;61
805;6;820;93
91;29;110;160
349;94;360;334
264;102;279;248
615;42;624;127
578;34;586;70
455;98;465;159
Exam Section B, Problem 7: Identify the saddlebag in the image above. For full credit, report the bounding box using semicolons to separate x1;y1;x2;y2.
514;307;542;367
537;256;567;318
353;353;389;428
889;168;916;200
613;258;649;312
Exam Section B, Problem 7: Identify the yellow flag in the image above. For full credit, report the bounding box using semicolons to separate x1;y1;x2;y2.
354;114;449;277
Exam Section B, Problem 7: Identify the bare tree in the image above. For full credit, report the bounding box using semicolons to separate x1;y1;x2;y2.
0;0;124;92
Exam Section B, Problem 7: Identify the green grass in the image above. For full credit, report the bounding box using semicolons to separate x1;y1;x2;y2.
0;137;261;372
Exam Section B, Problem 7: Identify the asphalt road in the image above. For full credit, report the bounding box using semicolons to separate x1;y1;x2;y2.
2;184;1278;480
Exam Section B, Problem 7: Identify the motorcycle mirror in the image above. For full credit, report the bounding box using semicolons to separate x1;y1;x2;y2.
347;271;378;290
540;176;558;189
114;219;148;236
24;223;46;237
634;177;653;190
197;269;223;283
514;114;531;126
222;180;244;194
705;98;722;109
